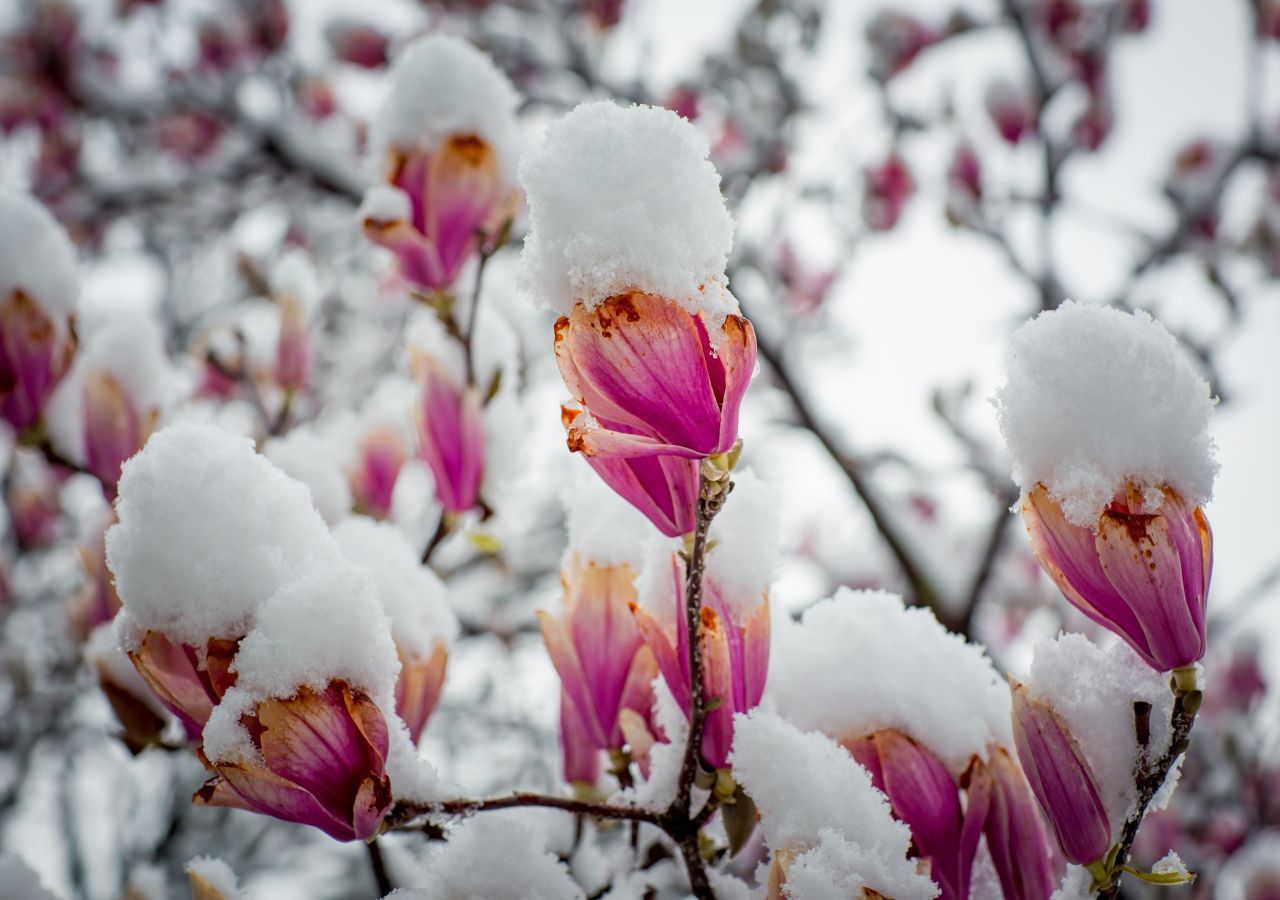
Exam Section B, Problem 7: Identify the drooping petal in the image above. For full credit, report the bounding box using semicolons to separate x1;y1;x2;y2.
570;435;699;537
195;764;355;841
966;749;1056;900
128;631;235;741
396;641;448;744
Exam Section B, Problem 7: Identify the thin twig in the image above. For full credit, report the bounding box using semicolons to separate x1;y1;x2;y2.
387;792;660;829
367;840;393;896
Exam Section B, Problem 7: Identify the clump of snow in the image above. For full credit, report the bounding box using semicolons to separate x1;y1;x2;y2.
264;430;353;525
766;588;1010;774
731;710;937;900
994;301;1218;526
106;423;337;647
186;856;243;899
561;467;655;569
270;250;322;318
0;189;78;318
390;816;584;900
1151;851;1189;878
1022;632;1174;833
405;309;467;385
371;34;520;181
202;557;399;765
0;853;60;900
1050;865;1093;900
358;184;412;224
334;516;458;659
704;469;779;618
518;101;737;318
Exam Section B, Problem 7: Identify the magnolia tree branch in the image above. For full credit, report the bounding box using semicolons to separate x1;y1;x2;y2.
1096;674;1202;898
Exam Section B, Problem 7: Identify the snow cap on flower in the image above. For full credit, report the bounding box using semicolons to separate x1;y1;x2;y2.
731;710;938;900
767;588;1010;774
519;101;737;318
995;301;1217;527
106;423;336;648
371;33;520;182
0;188;78;319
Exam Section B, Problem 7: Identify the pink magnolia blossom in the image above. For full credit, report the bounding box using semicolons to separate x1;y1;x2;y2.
538;557;659;782
630;551;769;770
845;729;984;900
324;20;389;69
5;452;61;551
82;370;161;498
362;136;516;294
1010;679;1112;866
409;346;485;514
946;142;983;225
128;630;239;742
395;641;448;745
68;521;122;638
963;747;1056;900
194;681;394;842
985;79;1036;145
1022;483;1211;672
348;426;408;520
862;153;915;231
0;289;76;432
866;11;940;81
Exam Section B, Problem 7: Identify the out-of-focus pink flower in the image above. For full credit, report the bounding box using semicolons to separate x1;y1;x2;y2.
296;76;337;121
1263;0;1280;40
964;747;1056;900
560;406;700;538
862;153;915;231
666;85;701;122
82;370;160;498
194;681;393;842
395;641;448;745
5;451;61;551
69;520;122;638
1022;484;1211;672
1072;95;1112;153
409;343;485;514
362;135;517;294
0;290;76;432
631;551;769;770
1010;679;1112;866
349;426;408;520
539;557;659;781
844;730;982;900
152;111;222;161
325;19;390;69
946;141;983;225
273;300;312;395
554;293;756;464
128;630;239;742
585;0;626;28
1122;0;1151;32
777;241;837;316
866;11;940;81
560;688;603;785
985;79;1036;145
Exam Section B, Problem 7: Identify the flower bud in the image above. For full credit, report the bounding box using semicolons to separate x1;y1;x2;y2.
1009;679;1112;866
1022;483;1211;671
862;154;915;231
128;630;239;742
963;748;1055;900
195;681;394;842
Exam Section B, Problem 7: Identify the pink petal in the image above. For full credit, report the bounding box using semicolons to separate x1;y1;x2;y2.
574;442;699;537
423;136;504;284
415;369;485;513
971;749;1056;900
395;642;448;744
559;689;602;785
0;290;73;432
537;609;611;748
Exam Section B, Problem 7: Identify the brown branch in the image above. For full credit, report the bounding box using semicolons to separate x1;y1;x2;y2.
1096;676;1201;898
366;840;393;896
387;792;660;829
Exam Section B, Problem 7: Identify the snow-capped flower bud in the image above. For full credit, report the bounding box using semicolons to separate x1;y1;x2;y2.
324;19;389;69
1022;483;1211;672
363;36;519;293
349;425;408;520
554;292;756;464
1009;679;1112;866
945;142;983;225
866;10;940;81
194;681;394;842
128;630;239;742
0;190;78;433
407;315;485;514
963;747;1055;900
270;252;319;393
862;153;916;231
5;450;61;551
985;78;1036;145
845;729;980;900
538;555;658;782
82;371;158;496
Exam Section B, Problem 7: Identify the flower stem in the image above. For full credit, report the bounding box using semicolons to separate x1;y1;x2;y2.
366;839;393;896
1096;672;1201;898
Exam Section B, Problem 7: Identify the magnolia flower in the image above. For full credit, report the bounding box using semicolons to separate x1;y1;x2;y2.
348;425;408;520
631;550;769;770
5;451;60;551
127;630;239;742
866;10;940;81
195;681;393;842
985;79;1036;145
845;729;982;900
270;254;319;394
68;519;122;638
963;748;1056;900
862;154;915;231
554;292;755;534
396;641;448;745
82;370;161;497
539;555;659;783
1022;483;1211;672
1010;679;1112;866
408;322;485;514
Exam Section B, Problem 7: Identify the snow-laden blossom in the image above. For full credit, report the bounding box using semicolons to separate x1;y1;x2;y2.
963;748;1056;900
127;629;239;742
